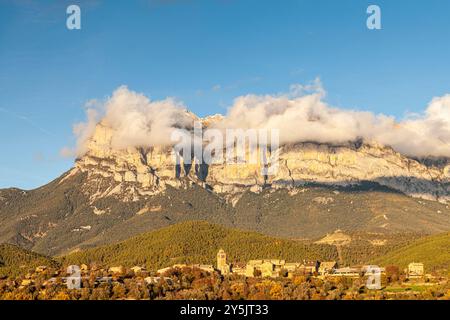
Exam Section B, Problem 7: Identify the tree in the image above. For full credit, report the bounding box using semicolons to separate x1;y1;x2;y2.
385;265;400;283
112;283;126;299
53;291;70;300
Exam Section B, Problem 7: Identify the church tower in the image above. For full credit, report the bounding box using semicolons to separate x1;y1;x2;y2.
217;249;230;274
217;249;226;270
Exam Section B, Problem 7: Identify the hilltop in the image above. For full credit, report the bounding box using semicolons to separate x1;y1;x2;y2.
60;221;339;270
0;243;58;278
374;232;450;272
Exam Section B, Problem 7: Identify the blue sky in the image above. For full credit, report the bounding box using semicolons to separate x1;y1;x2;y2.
0;0;449;189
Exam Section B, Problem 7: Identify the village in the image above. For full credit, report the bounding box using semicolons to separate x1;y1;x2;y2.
8;249;428;290
156;249;427;281
2;248;447;300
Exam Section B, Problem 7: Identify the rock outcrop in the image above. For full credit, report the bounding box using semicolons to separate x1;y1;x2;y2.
72;119;450;204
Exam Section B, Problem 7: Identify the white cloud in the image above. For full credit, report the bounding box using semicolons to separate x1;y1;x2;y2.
66;82;450;158
66;86;195;157
215;81;450;157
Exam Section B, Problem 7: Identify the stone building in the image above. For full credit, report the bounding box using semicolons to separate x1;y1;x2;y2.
408;262;424;278
245;259;287;278
230;262;247;276
131;266;146;274
109;266;125;274
296;261;320;274
157;264;214;275
318;261;338;275
333;267;360;277
198;264;215;273
284;263;302;275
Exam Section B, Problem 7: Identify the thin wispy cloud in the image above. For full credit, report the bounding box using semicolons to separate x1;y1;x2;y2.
290;68;304;76
199;76;264;95
223;76;263;90
0;106;54;137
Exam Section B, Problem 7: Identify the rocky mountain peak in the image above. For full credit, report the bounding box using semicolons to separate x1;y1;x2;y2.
72;118;450;204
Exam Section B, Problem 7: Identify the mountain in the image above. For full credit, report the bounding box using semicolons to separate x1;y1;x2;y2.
2;170;450;257
60;221;339;270
374;232;450;271
1;120;450;256
0;243;58;278
76;121;450;204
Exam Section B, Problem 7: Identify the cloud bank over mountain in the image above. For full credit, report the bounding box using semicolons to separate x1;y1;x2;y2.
62;86;194;157
64;81;450;158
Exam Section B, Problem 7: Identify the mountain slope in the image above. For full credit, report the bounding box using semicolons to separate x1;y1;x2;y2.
0;243;58;277
373;232;450;271
1;169;450;256
60;221;339;270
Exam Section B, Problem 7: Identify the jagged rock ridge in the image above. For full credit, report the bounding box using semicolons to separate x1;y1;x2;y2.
73;119;450;204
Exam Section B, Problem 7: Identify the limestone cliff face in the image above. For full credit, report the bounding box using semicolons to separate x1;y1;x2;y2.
73;122;450;203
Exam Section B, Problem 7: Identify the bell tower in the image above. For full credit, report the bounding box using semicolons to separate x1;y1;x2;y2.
217;249;227;272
